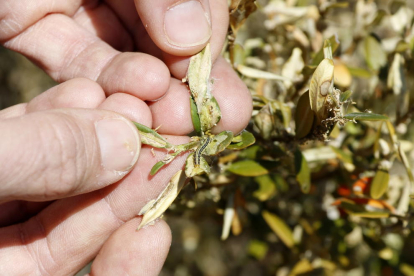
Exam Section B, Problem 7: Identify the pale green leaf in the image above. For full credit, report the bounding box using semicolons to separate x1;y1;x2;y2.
227;160;268;176
199;96;221;132
134;122;173;149
248;240;268;261
370;169;389;199
309;58;334;123
400;263;414;276
364;35;387;71
340;90;353;102
190;97;201;135
253;175;276;201
204;131;233;156
295;149;311;193
150;161;166;176
262;210;295;248
185;152;210;178
137;170;186;230
311;36;340;66
227;131;255;150
343;112;388;121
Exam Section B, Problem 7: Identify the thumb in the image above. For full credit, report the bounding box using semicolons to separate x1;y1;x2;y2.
0;108;140;203
135;0;212;56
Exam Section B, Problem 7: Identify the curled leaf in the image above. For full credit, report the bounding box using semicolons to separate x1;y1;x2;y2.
185;152;210;178
190;97;201;135
137;170;187;230
227;131;255;150
199;96;221;132
150;161;167;176
309;58;334;124
187;44;211;109
204;131;234;155
186;44;222;133
134;122;173;149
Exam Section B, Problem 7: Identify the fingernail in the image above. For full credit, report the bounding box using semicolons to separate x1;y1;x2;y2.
96;118;140;172
164;0;211;47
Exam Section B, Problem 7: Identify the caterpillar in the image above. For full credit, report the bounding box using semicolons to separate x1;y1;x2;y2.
194;136;211;166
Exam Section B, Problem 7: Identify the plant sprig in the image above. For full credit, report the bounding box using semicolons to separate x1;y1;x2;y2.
135;44;255;230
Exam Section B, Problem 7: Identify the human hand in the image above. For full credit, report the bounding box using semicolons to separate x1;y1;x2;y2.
0;1;252;275
0;78;179;275
0;0;252;134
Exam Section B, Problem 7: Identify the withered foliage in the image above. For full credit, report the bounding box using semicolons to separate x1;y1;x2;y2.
3;0;414;275
161;1;414;276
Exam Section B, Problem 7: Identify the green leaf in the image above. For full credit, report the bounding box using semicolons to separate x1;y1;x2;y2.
150;161;166;176
330;146;355;171
295;90;314;139
239;145;263;159
190;97;201;135
204;131;234;156
340;90;353;102
295;148;311;193
290;259;314;276
311;36;340;66
248;240;268;261
200;96;221;132
133;122;173;149
230;42;245;67
347;67;372;78
262;211;295;248
350;212;390;218
364;35;387;71
397;144;413;215
400;263;414;276
227;131;255;150
343;112;388;121
227;160;268;177
253;175;276;201
370;169;389;199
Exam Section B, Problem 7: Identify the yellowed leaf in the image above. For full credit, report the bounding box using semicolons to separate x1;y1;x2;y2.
309;58;334;123
262;210;295;248
137;170;187;230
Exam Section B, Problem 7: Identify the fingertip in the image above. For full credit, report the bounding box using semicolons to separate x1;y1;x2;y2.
162;53;190;79
135;0;211;56
210;58;253;134
149;78;193;135
26;78;106;112
98;53;170;101
91;219;171;276
98;93;153;127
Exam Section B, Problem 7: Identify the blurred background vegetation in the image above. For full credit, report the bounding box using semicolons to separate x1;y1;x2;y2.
4;0;414;275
